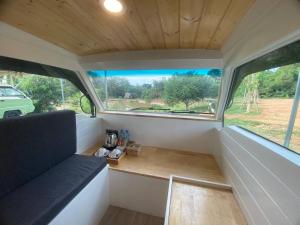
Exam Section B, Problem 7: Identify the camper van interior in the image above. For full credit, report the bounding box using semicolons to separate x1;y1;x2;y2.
0;0;300;225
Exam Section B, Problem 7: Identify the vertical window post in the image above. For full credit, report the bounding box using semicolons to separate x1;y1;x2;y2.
284;72;300;148
105;71;108;109
60;79;65;109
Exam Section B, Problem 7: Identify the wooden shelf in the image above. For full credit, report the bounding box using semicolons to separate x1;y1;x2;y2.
111;146;225;184
82;145;225;184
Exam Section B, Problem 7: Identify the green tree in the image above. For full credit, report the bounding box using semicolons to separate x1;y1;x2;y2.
163;73;217;110
128;85;143;98
92;77;106;99
18;75;61;112
108;77;130;98
141;83;153;102
152;80;165;98
141;80;165;102
258;64;299;98
208;69;222;78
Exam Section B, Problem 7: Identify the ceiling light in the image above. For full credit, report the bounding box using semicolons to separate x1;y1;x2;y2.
102;0;124;14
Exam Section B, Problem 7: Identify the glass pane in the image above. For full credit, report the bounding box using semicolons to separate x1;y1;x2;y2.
0;71;85;118
88;69;222;117
225;63;299;153
4;87;24;96
0;88;5;96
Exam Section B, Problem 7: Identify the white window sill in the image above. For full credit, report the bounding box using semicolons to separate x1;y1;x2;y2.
98;110;220;122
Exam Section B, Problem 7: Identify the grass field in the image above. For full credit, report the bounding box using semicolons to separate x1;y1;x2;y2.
105;98;211;113
225;98;300;153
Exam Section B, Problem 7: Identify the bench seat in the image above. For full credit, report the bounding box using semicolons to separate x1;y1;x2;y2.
0;154;106;225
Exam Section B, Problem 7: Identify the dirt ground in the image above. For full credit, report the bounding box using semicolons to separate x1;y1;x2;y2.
226;99;300;153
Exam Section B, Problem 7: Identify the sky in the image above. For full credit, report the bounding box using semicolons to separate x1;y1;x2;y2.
88;68;220;85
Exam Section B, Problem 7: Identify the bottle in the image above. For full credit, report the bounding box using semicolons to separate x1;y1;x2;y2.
118;129;124;146
125;129;130;144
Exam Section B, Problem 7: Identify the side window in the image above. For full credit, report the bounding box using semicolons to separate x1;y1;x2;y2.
3;87;24;97
224;40;300;154
0;88;5;96
0;71;87;118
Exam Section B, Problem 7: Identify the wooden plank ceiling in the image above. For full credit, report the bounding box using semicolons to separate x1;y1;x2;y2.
0;0;254;56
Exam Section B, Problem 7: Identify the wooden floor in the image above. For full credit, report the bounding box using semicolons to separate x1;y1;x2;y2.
109;146;225;183
168;181;247;225
99;206;164;225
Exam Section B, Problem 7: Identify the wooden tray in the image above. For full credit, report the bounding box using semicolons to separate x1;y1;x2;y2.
106;152;125;165
126;143;142;156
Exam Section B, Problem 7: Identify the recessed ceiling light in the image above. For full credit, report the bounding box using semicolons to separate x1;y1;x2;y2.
102;0;124;14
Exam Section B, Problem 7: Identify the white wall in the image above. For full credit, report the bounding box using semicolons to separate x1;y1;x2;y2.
76;115;104;154
109;170;169;218
215;126;300;225
79;49;222;70
0;22;80;71
101;113;222;154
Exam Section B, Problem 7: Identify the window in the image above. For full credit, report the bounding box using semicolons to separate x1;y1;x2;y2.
224;39;300;154
0;87;5;96
88;68;222;117
0;71;87;119
0;56;95;119
1;87;24;97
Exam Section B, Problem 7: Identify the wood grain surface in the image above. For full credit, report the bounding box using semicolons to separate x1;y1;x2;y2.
99;206;163;225
0;0;254;55
109;146;225;183
168;181;247;225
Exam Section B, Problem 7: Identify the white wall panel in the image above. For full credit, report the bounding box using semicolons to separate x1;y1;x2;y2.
224;127;300;197
76;115;104;154
216;126;300;225
101;113;222;153
109;170;168;218
222;140;289;225
80;49;222;70
223;156;270;225
0;22;80;70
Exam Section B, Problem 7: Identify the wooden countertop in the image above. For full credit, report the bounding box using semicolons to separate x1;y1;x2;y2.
168;181;247;225
82;145;225;184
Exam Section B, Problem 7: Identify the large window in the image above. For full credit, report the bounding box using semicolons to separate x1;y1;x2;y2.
88;69;222;117
0;71;86;119
225;40;300;154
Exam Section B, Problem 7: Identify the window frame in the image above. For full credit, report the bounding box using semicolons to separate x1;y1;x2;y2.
88;69;223;121
0;56;96;117
223;39;300;154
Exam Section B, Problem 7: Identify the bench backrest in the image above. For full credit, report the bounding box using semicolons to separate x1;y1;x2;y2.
0;110;76;198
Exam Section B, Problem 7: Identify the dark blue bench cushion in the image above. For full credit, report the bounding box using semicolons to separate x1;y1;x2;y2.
0;154;107;225
0;110;76;198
